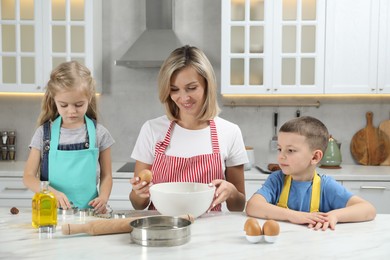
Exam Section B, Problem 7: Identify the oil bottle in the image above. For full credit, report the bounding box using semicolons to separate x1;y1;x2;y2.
32;181;57;232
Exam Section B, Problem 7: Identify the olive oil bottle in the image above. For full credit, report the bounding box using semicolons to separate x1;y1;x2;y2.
32;181;57;232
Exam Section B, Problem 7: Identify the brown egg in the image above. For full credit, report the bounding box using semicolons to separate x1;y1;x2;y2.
244;218;262;236
138;169;153;183
263;220;280;236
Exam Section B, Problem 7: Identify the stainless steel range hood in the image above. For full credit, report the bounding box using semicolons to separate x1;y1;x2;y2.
115;0;181;68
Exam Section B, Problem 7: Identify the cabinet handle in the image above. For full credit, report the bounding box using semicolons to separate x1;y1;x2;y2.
360;186;386;190
4;187;29;191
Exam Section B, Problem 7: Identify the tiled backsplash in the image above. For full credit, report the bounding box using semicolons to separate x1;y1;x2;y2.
1;130;16;160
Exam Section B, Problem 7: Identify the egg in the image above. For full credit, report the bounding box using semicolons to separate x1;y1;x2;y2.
263;220;280;243
244;218;263;243
138;169;153;183
244;218;261;235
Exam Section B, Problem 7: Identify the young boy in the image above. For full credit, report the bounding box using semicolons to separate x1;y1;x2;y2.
246;116;376;230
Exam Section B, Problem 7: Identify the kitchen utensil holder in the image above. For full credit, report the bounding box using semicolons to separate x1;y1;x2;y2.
1;130;16;161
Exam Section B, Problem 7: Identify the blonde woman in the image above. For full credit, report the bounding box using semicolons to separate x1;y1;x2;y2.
130;45;248;213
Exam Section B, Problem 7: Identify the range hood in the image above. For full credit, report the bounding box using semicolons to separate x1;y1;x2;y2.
115;0;181;68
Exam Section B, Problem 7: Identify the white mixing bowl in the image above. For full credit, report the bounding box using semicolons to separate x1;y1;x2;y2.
150;182;215;218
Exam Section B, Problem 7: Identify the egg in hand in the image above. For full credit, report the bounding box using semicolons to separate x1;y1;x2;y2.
263;219;280;243
244;218;263;243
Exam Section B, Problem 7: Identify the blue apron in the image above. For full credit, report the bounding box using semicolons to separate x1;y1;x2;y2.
48;116;99;209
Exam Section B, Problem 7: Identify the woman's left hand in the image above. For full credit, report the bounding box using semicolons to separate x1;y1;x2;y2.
89;197;108;214
208;179;237;210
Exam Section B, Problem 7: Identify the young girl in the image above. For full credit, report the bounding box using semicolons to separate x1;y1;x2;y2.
23;61;115;213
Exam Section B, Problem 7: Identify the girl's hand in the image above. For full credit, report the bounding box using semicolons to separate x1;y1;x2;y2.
208;179;236;210
53;190;71;210
130;177;152;198
89;197;108;214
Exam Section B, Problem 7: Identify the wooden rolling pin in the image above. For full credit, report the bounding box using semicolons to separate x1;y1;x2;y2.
62;214;194;236
62;217;134;236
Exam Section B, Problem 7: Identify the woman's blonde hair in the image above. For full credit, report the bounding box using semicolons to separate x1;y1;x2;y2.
37;61;97;126
158;45;221;121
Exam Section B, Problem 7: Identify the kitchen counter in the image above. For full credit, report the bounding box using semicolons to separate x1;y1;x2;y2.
0;207;389;259
1;161;390;181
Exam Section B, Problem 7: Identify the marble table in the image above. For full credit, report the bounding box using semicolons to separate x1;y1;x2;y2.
0;207;389;259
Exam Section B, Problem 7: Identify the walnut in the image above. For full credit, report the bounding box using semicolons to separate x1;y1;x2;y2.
10;207;19;215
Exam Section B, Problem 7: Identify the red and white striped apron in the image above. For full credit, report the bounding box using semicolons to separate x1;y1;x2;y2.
150;119;224;211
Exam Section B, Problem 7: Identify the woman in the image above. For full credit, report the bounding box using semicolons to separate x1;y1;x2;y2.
129;45;247;212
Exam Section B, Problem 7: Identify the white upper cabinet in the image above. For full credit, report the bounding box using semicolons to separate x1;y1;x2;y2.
378;0;390;94
325;0;390;94
221;0;326;95
0;0;102;93
324;0;384;94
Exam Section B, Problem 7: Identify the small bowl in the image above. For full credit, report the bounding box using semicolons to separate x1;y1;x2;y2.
150;182;215;218
264;235;279;243
246;235;264;243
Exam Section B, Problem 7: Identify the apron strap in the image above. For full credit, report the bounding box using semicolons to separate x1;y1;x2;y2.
40;121;51;181
209;120;220;154
277;171;321;213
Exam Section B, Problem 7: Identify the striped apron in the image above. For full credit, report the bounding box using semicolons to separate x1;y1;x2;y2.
150;119;224;211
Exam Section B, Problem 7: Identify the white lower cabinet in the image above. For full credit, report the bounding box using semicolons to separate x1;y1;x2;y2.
0;176;133;210
0;178;34;207
341;181;390;214
245;180;264;200
108;178;133;210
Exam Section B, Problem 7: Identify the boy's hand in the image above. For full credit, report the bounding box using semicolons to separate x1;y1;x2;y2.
308;213;338;230
289;211;329;226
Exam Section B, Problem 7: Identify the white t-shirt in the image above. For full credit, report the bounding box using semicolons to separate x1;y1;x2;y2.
131;115;249;173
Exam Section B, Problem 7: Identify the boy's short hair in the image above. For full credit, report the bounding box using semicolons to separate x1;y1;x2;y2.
279;116;329;153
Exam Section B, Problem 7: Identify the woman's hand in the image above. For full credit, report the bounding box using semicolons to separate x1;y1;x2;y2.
130;177;152;199
209;179;237;210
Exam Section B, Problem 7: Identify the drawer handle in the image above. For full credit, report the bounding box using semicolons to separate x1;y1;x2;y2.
4;187;29;191
360;186;386;190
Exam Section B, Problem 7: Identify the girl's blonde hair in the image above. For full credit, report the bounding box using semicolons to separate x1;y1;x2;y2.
158;45;221;121
37;61;97;126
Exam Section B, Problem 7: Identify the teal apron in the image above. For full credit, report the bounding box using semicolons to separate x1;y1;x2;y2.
48;116;99;209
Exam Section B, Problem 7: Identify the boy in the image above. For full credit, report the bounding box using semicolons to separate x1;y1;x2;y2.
246;116;376;230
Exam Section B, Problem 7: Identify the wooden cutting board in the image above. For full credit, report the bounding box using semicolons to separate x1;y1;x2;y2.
379;118;390;166
350;112;390;165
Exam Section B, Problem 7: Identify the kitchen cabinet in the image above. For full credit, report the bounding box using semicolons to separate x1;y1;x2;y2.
0;177;33;207
342;180;390;214
0;0;102;93
325;0;390;94
245;179;263;199
221;0;325;95
108;178;133;210
0;175;134;210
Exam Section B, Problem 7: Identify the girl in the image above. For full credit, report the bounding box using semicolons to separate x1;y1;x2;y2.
130;45;248;212
23;61;114;213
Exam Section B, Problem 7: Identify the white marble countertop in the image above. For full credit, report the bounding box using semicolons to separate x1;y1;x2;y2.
2;161;390;181
0;207;389;259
